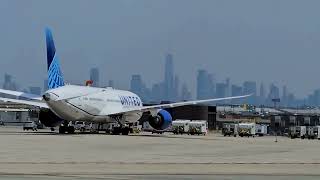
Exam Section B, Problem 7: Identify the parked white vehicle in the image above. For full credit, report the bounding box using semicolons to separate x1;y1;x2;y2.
222;123;238;137
172;120;190;134
238;123;256;137
189;121;207;135
255;124;268;136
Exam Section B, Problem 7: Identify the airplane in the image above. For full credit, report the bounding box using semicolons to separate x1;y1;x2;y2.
0;28;251;135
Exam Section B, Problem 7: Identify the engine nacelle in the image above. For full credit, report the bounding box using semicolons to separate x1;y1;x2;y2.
39;109;64;127
148;109;172;130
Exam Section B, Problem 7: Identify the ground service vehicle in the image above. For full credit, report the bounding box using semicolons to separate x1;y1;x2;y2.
289;126;307;139
189;121;207;135
23;121;37;131
238;123;255;137
307;126;317;139
255;124;268;136
172;120;190;134
222;123;238;137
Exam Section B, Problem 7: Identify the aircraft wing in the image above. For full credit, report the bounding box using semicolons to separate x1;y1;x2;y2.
0;97;48;108
109;94;251;115
0;89;42;100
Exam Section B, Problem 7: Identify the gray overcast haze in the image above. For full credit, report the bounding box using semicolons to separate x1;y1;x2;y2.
0;0;320;98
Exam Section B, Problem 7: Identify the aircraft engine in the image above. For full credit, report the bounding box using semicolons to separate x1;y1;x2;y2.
148;109;172;130
38;108;64;127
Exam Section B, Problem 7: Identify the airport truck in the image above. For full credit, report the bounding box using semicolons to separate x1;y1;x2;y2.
238;123;255;137
255;124;268;136
188;121;207;135
289;126;307;139
306;126;317;139
222;123;238;137
172;120;190;134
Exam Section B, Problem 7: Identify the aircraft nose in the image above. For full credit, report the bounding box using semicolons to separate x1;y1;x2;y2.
42;92;59;101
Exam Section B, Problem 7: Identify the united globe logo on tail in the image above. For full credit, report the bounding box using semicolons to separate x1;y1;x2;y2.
45;28;65;89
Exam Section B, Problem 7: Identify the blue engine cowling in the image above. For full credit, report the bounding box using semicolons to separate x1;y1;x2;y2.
38;109;64;127
148;109;172;130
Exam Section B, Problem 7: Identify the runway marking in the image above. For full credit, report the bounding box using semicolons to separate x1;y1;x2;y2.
1;161;320;165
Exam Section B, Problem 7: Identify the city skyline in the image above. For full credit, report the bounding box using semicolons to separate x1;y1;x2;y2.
2;53;320;108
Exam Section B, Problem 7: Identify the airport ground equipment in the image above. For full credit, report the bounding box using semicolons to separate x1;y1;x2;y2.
172;120;190;134
255;124;268;136
188;121;207;135
222;123;238;137
238;123;256;137
307;126;317;139
316;126;320;140
74;121;91;132
23;121;37;131
289;126;307;139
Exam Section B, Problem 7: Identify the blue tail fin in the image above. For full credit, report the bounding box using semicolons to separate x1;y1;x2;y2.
45;28;65;89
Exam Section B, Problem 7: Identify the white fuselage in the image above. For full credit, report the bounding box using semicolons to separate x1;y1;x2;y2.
43;85;143;123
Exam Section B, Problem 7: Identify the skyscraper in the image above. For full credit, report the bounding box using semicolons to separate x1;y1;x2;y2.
259;83;266;105
197;69;214;99
243;81;257;104
216;83;227;98
164;53;174;101
3;73;17;91
43;79;48;92
231;84;243;104
130;74;143;96
282;85;288;106
268;83;280;103
90;68;99;87
180;83;192;101
151;83;164;102
173;75;180;101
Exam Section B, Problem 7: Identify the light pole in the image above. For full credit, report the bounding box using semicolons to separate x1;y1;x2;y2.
272;98;280;142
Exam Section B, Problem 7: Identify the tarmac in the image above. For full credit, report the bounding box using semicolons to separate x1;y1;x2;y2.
1;127;320;179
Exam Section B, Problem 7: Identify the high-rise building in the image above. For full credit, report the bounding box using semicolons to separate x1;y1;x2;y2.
231;85;242;96
231;84;243;104
173;75;180;101
180;83;192;101
3;73;17;91
268;83;280;103
282;85;288;106
90;68;99;87
243;81;257;104
43;79;48;92
197;69;214;99
259;83;265;98
164;53;174;101
259;83;266;105
130;75;143;96
151;83;164;102
216;83;227;98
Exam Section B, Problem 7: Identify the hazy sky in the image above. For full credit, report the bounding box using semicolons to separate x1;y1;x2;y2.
1;0;320;98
